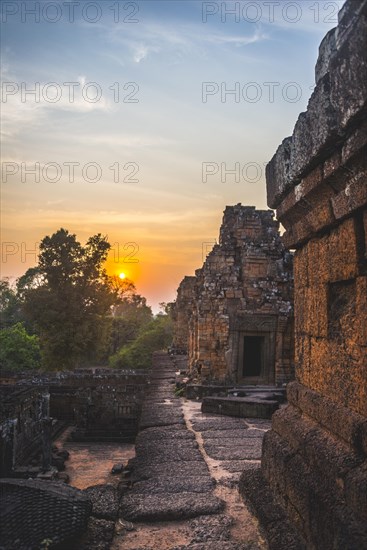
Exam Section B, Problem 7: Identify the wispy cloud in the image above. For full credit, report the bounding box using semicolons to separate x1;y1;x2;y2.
1;0;343;311
67;132;176;149
1;65;111;139
203;28;268;46
88;19;267;65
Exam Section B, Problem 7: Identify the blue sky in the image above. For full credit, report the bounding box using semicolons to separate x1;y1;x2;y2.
1;0;344;310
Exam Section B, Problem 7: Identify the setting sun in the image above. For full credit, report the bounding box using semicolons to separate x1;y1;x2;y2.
119;273;126;280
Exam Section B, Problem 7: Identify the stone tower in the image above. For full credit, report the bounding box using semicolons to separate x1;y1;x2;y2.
174;205;294;386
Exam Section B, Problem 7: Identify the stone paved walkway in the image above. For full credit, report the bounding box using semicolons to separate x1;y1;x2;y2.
114;352;270;550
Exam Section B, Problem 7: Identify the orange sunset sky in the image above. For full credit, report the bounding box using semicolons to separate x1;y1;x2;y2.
1;1;344;311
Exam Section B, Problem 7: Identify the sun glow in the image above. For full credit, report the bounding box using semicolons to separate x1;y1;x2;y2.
119;272;126;280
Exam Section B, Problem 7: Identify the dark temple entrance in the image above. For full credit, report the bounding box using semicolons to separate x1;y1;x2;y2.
231;314;278;385
242;336;264;378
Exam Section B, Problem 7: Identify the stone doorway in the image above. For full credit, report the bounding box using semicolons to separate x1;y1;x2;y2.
242;336;264;378
237;330;274;385
229;314;282;385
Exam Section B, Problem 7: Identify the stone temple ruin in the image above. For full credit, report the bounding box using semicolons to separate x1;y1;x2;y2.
173;205;294;387
0;369;147;479
0;1;366;548
0;386;53;477
241;1;367;548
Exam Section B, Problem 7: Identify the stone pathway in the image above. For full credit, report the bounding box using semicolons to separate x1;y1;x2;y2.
114;352;270;550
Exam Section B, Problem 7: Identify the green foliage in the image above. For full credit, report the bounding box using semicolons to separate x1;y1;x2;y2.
83;285;154;364
88;315;114;364
0;323;41;371
4;229;159;371
110;293;153;354
18;228;118;369
0;279;23;329
109;315;173;370
159;301;175;316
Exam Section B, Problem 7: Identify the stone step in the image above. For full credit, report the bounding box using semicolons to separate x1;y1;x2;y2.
202;396;279;419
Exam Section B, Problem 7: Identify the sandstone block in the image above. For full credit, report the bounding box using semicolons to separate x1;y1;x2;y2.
330;14;367;130
293;248;309;287
266;137;292;209
332;174;367;221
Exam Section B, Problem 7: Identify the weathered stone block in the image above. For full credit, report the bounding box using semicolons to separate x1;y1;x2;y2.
294;287;310;336
271;406;304;454
344;463;367;524
261;407;367;549
261;430;288;491
323;150;342;180
299;165;323;200
73;517;115;550
330;14;367;130
266;137;292;209
287;382;367;452
309;336;366;416
281;196;336;250
201;396;278;420
355;275;367;341
341;122;367;164
84;485;119;521
295;284;328;339
239;469;307;549
306;237;329;286
288;112;312;185
327;217;359;282
315;28;337;84
293;248;309;288
120;492;224;522
331;175;367;221
306;73;339;161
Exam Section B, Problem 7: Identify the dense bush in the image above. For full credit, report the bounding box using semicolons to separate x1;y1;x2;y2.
109;295;153;354
0;279;22;329
109;315;172;369
0;323;41;371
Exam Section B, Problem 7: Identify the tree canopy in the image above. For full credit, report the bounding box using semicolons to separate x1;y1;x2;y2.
0;323;41;371
0;228;174;372
0;279;22;329
18;228;118;369
109;315;173;370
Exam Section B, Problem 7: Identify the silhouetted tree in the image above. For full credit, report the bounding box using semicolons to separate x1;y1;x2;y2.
109;315;173;370
18;228;117;369
0;279;23;328
109;278;153;354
